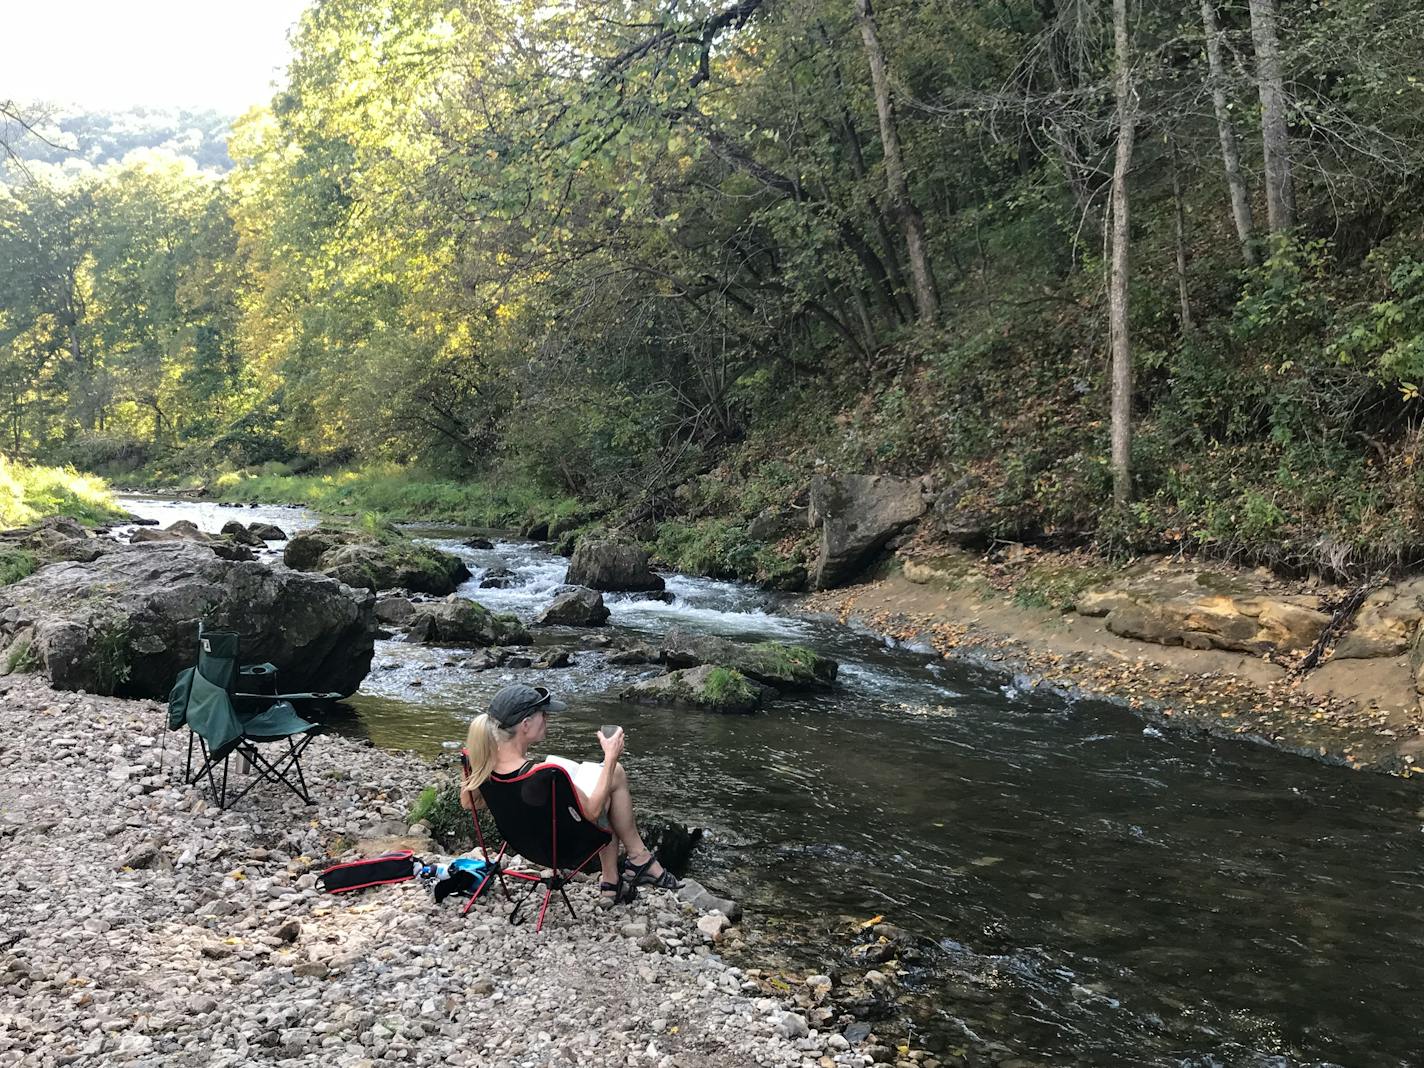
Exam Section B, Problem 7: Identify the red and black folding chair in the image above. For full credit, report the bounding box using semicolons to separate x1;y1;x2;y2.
460;749;613;932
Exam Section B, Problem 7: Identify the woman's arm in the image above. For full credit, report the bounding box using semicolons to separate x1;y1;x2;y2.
459;784;486;812
579;728;625;815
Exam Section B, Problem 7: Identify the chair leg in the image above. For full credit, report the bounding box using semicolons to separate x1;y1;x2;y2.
535;886;555;933
558;884;577;922
223;736;315;808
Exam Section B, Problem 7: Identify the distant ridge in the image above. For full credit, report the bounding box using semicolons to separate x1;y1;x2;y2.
1;103;233;173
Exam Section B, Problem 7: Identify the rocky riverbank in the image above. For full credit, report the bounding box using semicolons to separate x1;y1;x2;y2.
803;547;1424;779
0;676;878;1068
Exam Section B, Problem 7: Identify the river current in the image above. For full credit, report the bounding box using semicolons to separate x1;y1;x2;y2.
120;495;1424;1067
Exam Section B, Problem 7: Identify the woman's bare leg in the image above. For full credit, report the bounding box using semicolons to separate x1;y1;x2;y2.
598;841;619;892
604;765;665;878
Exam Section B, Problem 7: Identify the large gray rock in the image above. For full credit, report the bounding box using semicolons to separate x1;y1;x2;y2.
129;521;256;562
564;538;664;592
405;598;530;646
659;627;837;690
536;586;609;627
0;542;375;698
808;474;930;589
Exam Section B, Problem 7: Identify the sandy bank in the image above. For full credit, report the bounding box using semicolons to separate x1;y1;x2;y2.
802;552;1424;778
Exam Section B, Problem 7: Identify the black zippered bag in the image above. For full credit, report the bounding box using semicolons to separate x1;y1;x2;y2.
317;850;420;893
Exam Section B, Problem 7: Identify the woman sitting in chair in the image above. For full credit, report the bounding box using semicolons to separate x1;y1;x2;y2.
459;683;680;899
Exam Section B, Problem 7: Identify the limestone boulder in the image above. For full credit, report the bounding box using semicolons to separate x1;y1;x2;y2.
405;598;530;646
658;626;837;690
564;537;664;592
536;586;610;627
808;474;931;589
1103;593;1328;655
0;542;375;698
620;665;764;714
1332;582;1424;660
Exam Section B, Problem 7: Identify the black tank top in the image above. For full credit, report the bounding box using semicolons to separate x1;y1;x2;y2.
489;758;538;781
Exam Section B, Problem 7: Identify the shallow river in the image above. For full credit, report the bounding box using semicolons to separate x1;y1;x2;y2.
121;496;1424;1067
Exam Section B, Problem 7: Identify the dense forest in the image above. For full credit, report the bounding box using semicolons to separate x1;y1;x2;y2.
3;0;1424;586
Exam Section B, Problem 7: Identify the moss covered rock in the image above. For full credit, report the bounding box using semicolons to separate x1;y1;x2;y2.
285;523;470;594
659;627;837;689
620;665;763;714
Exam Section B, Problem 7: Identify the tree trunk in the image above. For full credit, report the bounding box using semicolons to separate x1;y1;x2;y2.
1248;0;1295;233
1170;144;1195;336
854;0;939;326
1109;0;1136;507
1199;0;1258;264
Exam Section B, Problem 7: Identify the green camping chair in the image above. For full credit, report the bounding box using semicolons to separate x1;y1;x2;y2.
167;628;338;809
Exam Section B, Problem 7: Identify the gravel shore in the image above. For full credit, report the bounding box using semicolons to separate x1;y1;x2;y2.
0;676;844;1068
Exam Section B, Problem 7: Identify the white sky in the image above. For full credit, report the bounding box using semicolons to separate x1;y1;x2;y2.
6;0;312;113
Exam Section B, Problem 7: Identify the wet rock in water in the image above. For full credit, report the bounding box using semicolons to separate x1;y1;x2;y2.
406;597;530;646
479;566;516;589
0;542;374;698
248;522;288;541
536;586;610;627
622;664;764;714
608;643;658;665
564;537;665;592
464;536;496;550
219;521;266;547
660;626;838;690
506;655;533;668
375;594;416;625
808;473;932;589
534;649;572;669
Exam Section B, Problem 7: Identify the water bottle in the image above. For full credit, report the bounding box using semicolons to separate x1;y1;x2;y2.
418;862;448;882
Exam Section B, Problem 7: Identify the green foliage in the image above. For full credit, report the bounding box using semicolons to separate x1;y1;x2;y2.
211;465;575;527
0;549;37;586
2;635;40;675
0;456;125;528
91;615;133;696
408;781;488;852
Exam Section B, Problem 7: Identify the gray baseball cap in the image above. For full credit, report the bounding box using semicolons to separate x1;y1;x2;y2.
488;684;568;728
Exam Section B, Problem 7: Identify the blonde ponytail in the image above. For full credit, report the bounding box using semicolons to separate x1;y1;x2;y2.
462;712;509;796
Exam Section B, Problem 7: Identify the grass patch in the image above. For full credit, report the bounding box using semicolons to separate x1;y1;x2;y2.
0;456;125;528
211;464;578;528
701;666;756;706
